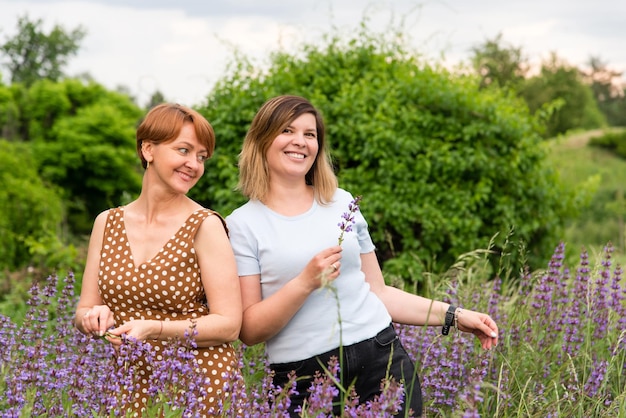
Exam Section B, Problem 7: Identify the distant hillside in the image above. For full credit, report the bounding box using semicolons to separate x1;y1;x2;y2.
548;128;626;265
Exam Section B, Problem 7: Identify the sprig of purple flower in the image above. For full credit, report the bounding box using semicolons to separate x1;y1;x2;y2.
338;195;362;245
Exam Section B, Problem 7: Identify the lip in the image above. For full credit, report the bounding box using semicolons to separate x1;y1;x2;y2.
176;170;195;181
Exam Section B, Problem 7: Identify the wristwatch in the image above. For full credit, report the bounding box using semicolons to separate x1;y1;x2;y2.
441;305;456;335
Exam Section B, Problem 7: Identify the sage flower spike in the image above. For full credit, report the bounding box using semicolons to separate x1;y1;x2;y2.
338;195;362;245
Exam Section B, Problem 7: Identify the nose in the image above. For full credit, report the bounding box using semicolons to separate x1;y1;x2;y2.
184;154;202;170
291;132;306;146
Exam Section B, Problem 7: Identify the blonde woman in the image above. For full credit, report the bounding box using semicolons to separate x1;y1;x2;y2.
226;95;499;416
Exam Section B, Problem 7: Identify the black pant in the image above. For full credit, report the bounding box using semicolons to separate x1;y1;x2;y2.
271;324;423;416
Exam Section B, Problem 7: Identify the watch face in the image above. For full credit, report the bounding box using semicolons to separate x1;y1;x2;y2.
445;307;455;324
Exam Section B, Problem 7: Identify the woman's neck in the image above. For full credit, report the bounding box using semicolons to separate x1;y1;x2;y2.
263;184;315;217
130;191;197;224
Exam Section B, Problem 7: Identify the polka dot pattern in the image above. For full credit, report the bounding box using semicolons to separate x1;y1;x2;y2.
98;207;235;415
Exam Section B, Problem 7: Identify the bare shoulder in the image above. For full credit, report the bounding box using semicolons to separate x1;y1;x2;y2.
195;210;233;258
90;209;113;233
86;209;114;249
94;208;112;224
198;210;228;237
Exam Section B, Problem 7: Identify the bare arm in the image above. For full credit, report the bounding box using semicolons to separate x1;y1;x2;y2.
74;210;116;336
238;246;343;346
192;213;242;346
361;251;499;350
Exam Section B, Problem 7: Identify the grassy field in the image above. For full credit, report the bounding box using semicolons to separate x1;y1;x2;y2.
547;128;626;267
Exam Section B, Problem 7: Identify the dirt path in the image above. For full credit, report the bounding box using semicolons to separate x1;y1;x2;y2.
560;129;608;149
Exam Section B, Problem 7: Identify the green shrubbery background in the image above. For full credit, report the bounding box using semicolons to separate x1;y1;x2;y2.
192;31;578;284
1;18;626;317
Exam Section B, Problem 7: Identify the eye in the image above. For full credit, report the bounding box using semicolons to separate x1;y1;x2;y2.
282;127;293;134
197;155;208;163
178;148;189;155
305;132;317;139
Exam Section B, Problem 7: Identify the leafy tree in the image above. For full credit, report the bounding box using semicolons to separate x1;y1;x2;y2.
194;27;579;283
0;14;86;86
0;83;19;140
583;56;622;101
0;140;66;272
0;77;143;236
0;77;143;279
34;91;144;233
581;56;626;127
469;36;611;137
520;53;606;138
470;33;527;91
146;90;166;110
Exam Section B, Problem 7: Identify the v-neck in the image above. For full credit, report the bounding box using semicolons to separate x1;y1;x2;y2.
120;207;203;270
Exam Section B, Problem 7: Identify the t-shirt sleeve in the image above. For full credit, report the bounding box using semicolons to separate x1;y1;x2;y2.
355;207;376;254
225;214;261;276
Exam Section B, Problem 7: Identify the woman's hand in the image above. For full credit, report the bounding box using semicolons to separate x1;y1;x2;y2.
297;246;342;291
456;308;499;350
82;304;115;338
104;319;161;348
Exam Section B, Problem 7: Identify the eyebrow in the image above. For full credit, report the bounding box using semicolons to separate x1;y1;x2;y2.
286;124;316;132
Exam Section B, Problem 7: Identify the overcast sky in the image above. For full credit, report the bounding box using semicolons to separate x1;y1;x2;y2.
1;0;624;107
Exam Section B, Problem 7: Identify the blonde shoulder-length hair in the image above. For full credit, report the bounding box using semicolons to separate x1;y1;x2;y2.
237;95;337;204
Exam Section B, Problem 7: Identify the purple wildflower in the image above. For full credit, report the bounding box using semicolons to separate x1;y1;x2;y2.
584;357;608;398
4;241;626;416
592;244;612;340
0;273;227;417
561;249;590;358
350;377;408;417
298;356;341;415
338;195;362;245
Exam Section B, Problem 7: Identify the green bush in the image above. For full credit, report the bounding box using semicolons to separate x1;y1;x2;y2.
35;100;143;233
194;28;579;284
0;140;66;272
520;57;606;138
589;129;626;159
2;79;144;235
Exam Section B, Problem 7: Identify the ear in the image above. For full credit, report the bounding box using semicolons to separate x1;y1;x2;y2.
141;141;154;163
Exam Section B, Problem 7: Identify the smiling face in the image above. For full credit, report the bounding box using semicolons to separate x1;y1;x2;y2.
136;103;215;170
144;122;208;194
266;112;319;184
238;95;337;202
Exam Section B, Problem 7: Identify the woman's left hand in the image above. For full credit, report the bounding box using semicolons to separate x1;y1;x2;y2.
456;308;499;350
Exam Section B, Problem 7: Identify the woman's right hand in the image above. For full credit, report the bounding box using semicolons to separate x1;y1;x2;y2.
298;245;343;290
81;304;115;337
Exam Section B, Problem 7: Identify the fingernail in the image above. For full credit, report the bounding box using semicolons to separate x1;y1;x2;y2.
490;332;497;338
99;331;104;337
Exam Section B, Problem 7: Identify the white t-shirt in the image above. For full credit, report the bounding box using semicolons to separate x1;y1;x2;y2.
226;188;391;363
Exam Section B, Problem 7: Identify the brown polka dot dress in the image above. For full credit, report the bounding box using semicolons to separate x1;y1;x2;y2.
98;207;235;415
